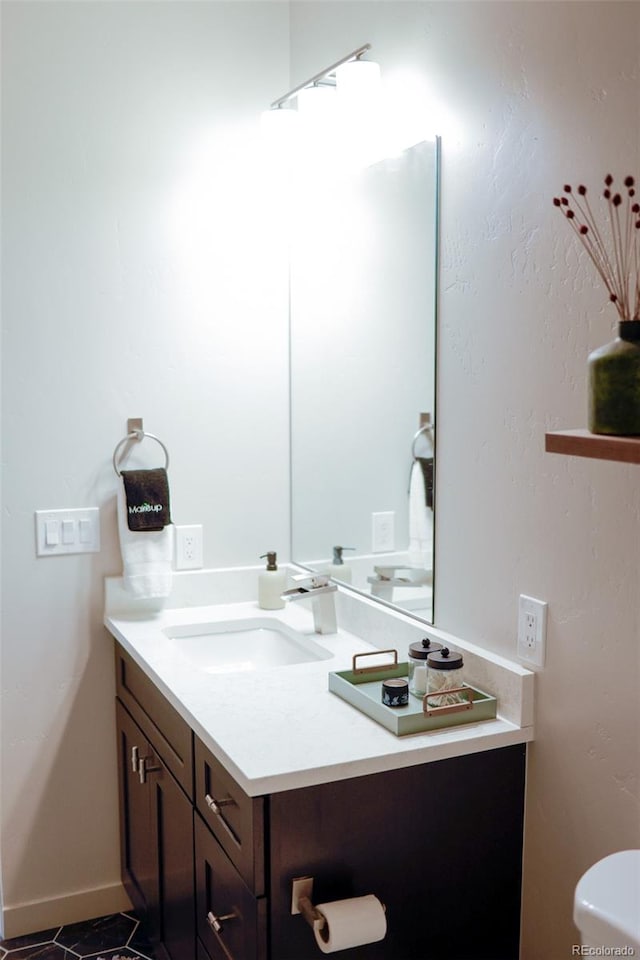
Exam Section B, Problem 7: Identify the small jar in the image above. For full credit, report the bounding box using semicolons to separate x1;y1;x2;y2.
382;678;409;708
408;637;443;697
426;647;464;707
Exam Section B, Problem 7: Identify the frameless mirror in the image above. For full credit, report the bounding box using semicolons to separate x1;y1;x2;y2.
290;138;439;623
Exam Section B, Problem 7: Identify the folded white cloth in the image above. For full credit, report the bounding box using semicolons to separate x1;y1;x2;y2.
408;459;433;569
117;479;173;598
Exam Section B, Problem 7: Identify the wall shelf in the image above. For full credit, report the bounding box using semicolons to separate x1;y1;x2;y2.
545;429;640;464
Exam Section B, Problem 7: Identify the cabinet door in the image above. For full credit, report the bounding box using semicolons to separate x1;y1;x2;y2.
116;700;158;921
116;701;195;960
115;644;193;796
148;744;195;960
195;814;267;960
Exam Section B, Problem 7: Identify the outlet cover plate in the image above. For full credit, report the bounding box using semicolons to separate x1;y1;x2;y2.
175;524;204;570
372;511;395;553
517;594;547;668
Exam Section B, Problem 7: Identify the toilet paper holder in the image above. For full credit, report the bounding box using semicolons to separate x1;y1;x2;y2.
291;876;327;932
291;876;386;932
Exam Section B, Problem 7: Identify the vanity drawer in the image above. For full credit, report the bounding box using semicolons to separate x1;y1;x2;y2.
195;813;267;960
195;736;265;895
115;642;193;798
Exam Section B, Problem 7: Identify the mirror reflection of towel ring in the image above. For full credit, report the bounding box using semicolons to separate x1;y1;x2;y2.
411;422;433;459
112;430;170;477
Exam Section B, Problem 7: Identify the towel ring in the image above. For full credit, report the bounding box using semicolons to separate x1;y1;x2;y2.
113;430;170;478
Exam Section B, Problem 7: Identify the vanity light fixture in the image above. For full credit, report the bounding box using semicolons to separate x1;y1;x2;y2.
267;43;378;114
261;44;381;172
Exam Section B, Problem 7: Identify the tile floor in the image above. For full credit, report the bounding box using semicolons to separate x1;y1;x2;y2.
0;912;155;960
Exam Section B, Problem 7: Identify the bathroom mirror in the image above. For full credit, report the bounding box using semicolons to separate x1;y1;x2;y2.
290;138;439;623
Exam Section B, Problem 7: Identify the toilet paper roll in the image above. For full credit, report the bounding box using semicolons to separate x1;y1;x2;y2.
313;894;387;954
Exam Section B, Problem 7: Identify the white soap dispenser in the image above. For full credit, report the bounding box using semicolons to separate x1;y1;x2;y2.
327;546;355;584
258;552;286;610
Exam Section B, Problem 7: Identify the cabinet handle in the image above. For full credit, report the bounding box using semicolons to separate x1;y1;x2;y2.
139;756;162;784
131;745;139;773
207;909;236;934
205;793;234;816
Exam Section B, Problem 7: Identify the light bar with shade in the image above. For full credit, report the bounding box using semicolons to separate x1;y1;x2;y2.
335;58;381;108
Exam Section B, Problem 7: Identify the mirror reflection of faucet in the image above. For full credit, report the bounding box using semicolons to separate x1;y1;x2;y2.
367;565;431;602
281;573;338;634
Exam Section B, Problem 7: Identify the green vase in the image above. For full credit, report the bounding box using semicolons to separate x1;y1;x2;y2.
588;321;640;435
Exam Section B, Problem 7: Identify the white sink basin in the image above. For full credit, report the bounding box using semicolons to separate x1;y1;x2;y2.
163;618;333;674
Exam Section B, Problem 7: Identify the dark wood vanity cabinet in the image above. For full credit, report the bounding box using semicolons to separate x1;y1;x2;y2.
115;642;526;960
266;746;526;960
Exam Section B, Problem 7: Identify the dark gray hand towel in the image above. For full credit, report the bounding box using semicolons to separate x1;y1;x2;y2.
121;468;171;531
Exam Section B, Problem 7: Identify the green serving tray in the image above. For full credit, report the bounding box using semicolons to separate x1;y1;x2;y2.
329;654;497;737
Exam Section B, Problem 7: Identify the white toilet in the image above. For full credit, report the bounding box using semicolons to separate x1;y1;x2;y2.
574;849;640;950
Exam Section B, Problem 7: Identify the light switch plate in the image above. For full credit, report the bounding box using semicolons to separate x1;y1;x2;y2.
35;508;100;556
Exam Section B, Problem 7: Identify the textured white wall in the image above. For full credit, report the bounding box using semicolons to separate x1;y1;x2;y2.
290;3;639;958
0;0;289;935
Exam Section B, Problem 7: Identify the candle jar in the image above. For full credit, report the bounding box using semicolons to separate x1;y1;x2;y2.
426;647;464;707
382;677;409;707
408;637;443;698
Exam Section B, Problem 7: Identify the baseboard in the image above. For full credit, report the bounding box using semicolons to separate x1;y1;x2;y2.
1;881;132;939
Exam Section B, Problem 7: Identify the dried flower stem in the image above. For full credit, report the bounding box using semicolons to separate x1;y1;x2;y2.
635;224;640;319
554;174;640;322
574;192;617;292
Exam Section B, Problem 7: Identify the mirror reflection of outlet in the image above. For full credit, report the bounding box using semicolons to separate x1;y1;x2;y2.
372;511;395;553
175;524;203;570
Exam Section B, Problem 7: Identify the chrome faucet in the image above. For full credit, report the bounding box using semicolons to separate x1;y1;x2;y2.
281;573;338;635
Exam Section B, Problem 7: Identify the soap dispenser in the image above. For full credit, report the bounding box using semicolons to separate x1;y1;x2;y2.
258;552;286;610
327;546;355;584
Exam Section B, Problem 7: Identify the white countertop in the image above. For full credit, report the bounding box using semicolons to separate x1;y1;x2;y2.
105;571;534;796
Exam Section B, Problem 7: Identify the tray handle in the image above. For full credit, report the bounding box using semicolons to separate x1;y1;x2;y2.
352;649;398;675
423;685;474;717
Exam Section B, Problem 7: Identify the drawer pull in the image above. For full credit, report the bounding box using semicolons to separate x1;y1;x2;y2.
139;756;162;784
131;745;139;773
205;792;235;816
207;909;237;934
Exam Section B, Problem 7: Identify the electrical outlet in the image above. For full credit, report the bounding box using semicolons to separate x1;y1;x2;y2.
372;511;395;552
175;524;203;570
517;594;548;668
